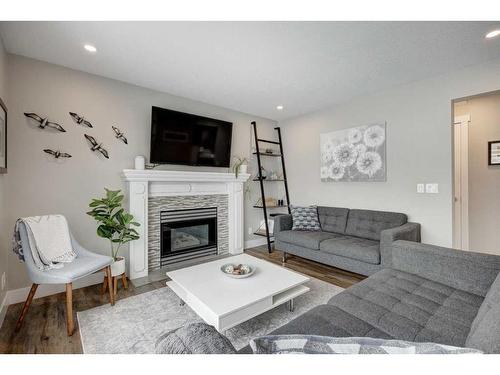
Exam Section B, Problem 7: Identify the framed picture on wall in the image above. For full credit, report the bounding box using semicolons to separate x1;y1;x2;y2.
0;97;7;174
488;140;500;166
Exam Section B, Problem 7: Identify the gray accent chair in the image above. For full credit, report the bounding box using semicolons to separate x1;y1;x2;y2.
157;240;500;353
275;207;421;276
15;221;114;336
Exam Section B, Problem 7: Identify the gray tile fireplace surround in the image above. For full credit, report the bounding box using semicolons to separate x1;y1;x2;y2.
148;194;229;272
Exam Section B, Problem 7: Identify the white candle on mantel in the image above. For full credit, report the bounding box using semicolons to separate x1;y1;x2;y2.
134;155;145;170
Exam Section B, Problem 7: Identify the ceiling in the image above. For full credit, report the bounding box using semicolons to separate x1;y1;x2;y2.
1;21;499;121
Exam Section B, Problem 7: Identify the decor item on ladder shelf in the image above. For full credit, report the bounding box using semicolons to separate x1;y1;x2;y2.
251;121;291;253
87;188;140;296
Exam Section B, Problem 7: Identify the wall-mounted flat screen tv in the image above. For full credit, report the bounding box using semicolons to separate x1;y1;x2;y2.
150;106;233;167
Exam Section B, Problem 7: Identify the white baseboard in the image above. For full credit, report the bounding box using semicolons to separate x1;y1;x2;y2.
4;272;105;306
244;237;268;249
0;293;8;329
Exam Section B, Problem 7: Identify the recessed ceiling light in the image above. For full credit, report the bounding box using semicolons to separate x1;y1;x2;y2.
485;30;500;39
276;105;284;110
84;44;97;53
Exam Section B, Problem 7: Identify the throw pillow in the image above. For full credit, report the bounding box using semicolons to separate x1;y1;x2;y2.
290;205;321;231
250;335;483;354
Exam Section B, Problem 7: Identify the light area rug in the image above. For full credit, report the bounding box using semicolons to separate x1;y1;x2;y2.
77;277;344;353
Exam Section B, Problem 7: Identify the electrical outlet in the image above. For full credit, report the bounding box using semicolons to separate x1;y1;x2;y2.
248;227;253;235
425;183;439;194
416;183;425;193
1;272;5;291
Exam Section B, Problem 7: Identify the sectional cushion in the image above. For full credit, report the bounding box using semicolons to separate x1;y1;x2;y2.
320;236;380;265
466;271;500;353
326;269;484;347
275;230;340;250
345;209;407;241
290;205;321;231
317;206;349;234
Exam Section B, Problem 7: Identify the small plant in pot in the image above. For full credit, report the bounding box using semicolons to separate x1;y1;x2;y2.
232;156;248;178
87;188;140;277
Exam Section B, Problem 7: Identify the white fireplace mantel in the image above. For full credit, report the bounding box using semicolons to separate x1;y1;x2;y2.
122;169;250;279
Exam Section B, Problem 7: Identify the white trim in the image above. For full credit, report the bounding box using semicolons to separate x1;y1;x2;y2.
4;272;104;306
453;114;470;250
122;169;250;183
0;293;8;329
244;237;268;249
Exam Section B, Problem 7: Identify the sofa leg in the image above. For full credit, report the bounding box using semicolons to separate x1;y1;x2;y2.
282;252;287;264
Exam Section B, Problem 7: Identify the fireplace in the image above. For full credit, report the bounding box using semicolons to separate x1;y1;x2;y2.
160;207;218;267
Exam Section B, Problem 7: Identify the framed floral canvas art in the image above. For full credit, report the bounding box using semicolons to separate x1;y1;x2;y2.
320;123;386;182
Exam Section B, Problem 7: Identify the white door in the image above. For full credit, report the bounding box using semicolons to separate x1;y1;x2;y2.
453;115;470;250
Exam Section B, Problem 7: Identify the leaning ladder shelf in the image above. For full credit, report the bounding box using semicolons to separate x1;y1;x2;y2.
252;121;291;253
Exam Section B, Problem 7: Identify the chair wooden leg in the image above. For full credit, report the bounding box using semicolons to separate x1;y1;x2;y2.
65;283;74;336
105;266;114;306
121;273;128;290
102;275;108;294
113;276;118;296
15;283;38;332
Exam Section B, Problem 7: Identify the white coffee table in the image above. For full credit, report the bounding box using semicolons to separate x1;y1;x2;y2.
166;254;310;332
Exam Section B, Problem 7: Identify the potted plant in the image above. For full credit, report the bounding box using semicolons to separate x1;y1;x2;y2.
232;156;248;178
87;188;140;277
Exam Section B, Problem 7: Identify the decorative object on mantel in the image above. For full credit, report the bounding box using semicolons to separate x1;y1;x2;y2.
231;156;248;178
488;140;500;166
87;188;140;297
320;122;386;182
69;112;93;128
24;112;66;132
43;149;72;159
134;155;146;170
0;97;7;173
84;134;109;159
112;126;128;144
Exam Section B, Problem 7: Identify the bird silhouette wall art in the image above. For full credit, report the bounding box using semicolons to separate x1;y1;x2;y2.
24;112;66;132
69;112;93;128
84;134;109;159
112;126;128;144
43;149;72;159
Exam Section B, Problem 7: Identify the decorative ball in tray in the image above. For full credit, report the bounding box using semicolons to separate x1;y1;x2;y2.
220;263;255;279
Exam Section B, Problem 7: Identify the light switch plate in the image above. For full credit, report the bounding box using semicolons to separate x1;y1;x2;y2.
417;183;425;193
1;272;5;291
426;183;439;194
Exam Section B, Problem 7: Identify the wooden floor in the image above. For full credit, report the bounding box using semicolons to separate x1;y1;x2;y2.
0;246;365;354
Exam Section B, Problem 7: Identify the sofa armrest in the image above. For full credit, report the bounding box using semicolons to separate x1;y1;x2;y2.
380;222;421;267
155;323;236;354
274;214;293;236
391;240;500;297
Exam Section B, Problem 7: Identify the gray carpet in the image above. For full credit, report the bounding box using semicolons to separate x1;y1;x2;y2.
77;277;344;353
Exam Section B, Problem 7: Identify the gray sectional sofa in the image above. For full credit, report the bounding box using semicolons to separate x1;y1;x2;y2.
275;207;421;276
157;240;500;354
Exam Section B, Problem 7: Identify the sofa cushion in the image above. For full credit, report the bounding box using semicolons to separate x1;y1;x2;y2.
326;269;484;347
317;206;349;234
345;209;407;241
320;236;380;265
275;230;339;250
290;205;321;231
466;272;500;353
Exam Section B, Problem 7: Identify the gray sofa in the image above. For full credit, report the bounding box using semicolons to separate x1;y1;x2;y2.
157;240;500;354
275;207;421;276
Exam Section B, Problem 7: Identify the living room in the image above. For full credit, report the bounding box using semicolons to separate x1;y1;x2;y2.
1;0;500;372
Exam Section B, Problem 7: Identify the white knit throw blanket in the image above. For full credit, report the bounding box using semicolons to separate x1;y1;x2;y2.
15;215;76;270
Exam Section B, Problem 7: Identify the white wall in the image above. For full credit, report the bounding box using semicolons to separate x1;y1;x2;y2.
279;58;500;247
3;55;276;291
0;38;8;307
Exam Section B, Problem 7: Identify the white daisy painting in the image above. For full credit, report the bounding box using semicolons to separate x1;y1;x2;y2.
320;123;386;182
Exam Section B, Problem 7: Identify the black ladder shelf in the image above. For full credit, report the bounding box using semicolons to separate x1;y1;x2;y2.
252;121;291;253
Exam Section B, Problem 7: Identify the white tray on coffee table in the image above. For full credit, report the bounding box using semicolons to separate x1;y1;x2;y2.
166;254;310;332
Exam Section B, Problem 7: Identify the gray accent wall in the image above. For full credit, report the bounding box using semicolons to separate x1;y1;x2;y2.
278;58;500;247
2;54;276;291
148;195;229;271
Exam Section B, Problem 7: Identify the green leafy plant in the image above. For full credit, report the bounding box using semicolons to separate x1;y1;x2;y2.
87;188;140;260
232;156;248;178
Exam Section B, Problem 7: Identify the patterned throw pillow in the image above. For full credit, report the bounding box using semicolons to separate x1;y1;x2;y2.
250;335;483;354
290;205;321;231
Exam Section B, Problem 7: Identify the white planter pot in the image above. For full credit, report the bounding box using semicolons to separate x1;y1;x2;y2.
110;256;126;277
239;164;248;174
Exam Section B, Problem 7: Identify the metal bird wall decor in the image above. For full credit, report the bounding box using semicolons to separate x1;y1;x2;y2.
69;112;93;128
24;112;66;132
43;149;72;159
84;134;109;159
112;126;128;144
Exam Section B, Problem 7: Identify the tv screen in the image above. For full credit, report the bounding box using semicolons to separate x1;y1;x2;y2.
150;106;233;167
